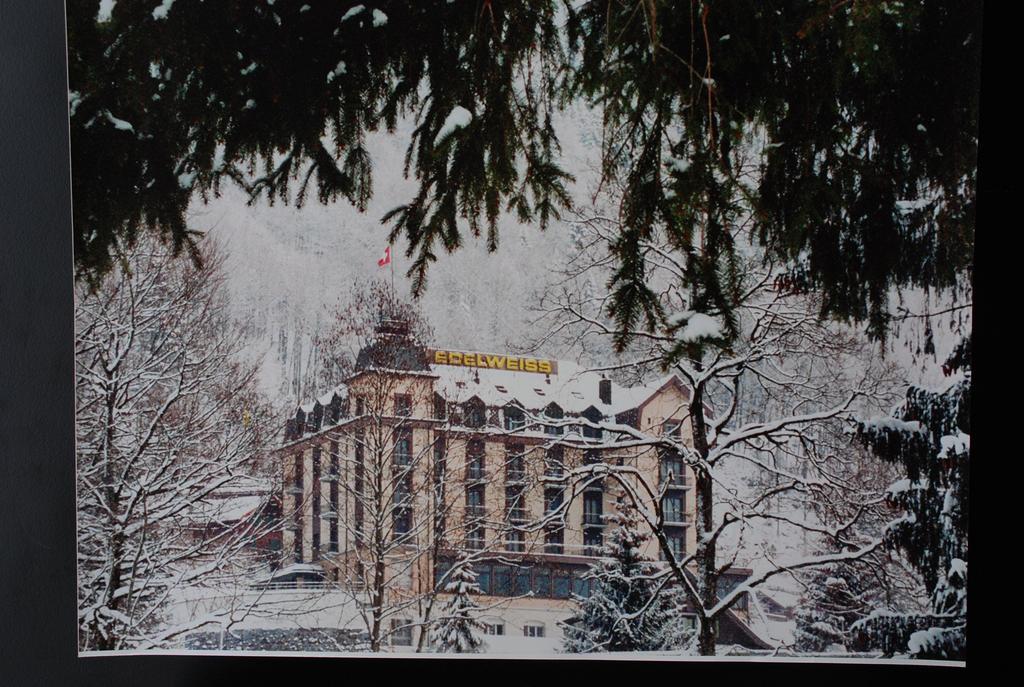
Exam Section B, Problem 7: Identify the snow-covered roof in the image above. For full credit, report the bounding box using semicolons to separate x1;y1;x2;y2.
257;563;326;583
208;494;265;523
184;491;269;524
292;357;683;422
429;358;680;417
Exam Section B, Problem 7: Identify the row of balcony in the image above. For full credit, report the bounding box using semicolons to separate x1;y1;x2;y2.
289;509;689;528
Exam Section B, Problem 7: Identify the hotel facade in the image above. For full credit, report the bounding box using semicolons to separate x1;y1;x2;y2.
274;320;770;650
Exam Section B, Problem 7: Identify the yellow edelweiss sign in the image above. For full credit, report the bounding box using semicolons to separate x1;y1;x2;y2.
429;349;557;375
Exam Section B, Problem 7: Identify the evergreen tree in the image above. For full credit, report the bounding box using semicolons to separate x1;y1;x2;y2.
561;504;688;653
793;564;874;653
851;337;969;659
433;564;486;654
69;1;978;340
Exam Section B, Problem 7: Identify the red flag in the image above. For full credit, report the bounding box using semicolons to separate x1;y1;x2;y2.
377;245;391;268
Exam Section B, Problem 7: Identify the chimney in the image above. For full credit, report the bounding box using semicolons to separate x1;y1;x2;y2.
599;378;612;405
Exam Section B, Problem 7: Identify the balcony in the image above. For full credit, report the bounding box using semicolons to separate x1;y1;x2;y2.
582;512;604;526
320;471;340;483
505;469;527;484
465;505;487;520
465;467;486;482
320;511;339;521
506;508;528;524
286;484;304;496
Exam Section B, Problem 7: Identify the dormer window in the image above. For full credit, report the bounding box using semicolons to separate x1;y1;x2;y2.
581;406;604;440
543;403;563;436
504;404;526;431
433;393;447;420
463;397;486;429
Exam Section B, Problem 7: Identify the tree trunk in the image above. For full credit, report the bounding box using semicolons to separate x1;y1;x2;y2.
690;380;718;656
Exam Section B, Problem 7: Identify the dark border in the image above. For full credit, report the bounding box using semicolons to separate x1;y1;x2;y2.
0;0;999;682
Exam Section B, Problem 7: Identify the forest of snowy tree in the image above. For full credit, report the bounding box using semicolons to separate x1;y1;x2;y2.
69;0;973;661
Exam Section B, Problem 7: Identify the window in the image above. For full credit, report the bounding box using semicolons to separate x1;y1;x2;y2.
514;569;531;596
553;573;571;599
583;528;603;554
544;446;564;478
464;398;486;428
506;444;526;482
544;487;564;515
329;443;339;552
292;452;304;490
433;437;447;539
433;393;447;420
434;560;453;588
393;470;413;539
293;524;303;563
390;619;413;646
354;432;365;535
475;565;491;594
466;526;485;551
572;575;593;598
484;623;505;636
581;407;603;439
311;447;321;560
355;397;364;416
466;485;485;520
543;403;564;435
291;452;304;562
662;493;685;523
583;492;603;525
506;485;526;522
504;405;526;431
493;566;512;596
466;440;485;480
524;624;546;638
533;571;551;598
660;451;686;487
663;419;682;438
544;526;564;554
505;529;525;552
394;393;412;416
662;529;686;561
393;430;413;467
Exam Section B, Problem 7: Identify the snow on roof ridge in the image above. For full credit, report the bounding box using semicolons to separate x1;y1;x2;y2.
430;357;681;415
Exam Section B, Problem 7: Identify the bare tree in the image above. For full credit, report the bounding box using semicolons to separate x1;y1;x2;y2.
75;237;281;650
296;289;524;652
523;206;904;655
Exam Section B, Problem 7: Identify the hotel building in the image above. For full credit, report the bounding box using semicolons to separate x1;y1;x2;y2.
274;319;770;650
